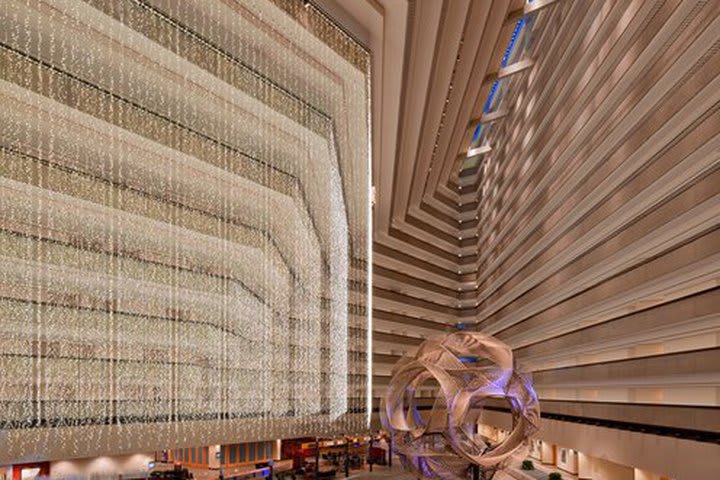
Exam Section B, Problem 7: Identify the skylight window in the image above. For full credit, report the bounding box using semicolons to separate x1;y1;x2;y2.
463;11;538;174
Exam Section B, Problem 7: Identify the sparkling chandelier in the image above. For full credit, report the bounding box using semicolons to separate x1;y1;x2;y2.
0;0;370;461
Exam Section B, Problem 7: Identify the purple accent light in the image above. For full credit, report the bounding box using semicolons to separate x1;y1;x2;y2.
458;356;478;363
380;332;540;480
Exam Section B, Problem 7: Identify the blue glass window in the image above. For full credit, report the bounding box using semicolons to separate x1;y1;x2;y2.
484;81;500;113
249;442;256;461
502;18;524;67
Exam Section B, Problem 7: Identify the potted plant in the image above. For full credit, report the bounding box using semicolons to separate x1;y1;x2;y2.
548;472;562;480
521;460;535;470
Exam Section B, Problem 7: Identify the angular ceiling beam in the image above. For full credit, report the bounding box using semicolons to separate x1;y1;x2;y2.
481;57;535;89
504;7;524;26
498;57;535;78
466;144;492;158
468;109;509;129
525;0;562;16
505;0;562;26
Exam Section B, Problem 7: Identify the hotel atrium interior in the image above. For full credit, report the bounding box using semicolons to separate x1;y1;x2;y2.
0;0;718;479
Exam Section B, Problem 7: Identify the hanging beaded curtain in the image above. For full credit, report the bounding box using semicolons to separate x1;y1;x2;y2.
0;0;369;461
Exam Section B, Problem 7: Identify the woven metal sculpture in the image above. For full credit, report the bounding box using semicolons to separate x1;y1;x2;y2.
380;332;540;479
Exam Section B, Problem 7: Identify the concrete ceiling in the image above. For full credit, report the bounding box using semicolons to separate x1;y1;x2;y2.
316;0;554;334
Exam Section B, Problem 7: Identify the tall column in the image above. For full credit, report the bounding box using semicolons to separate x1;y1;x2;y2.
578;452;592;480
540;441;555;465
315;438;320;480
345;437;350;477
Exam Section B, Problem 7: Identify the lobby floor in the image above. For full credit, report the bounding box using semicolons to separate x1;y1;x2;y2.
344;463;516;479
345;464;416;479
342;454;574;480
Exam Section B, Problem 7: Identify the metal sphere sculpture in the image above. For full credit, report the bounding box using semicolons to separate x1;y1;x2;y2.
380;331;540;480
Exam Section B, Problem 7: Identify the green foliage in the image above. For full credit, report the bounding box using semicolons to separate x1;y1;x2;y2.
548;472;562;480
521;459;535;470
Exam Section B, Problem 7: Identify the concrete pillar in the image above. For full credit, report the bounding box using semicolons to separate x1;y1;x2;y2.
578;451;592;480
634;468;664;480
540;441;555;465
208;445;221;470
